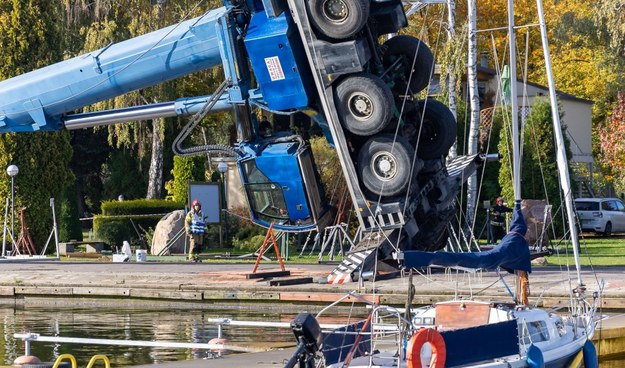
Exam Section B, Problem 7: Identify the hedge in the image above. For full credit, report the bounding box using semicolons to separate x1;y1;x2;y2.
94;199;184;248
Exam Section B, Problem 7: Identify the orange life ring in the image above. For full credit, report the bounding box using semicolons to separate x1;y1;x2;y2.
406;328;446;368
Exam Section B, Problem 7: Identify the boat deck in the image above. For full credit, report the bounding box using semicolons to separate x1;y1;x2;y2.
131;349;296;368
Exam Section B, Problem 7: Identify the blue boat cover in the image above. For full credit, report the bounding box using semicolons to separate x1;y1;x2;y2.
322;320;371;365
440;319;519;366
404;200;531;273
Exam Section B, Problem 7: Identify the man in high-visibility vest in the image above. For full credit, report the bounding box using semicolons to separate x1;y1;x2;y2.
185;199;207;262
490;196;513;243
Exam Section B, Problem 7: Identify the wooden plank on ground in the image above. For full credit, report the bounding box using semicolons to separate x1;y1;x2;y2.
65;252;103;258
269;277;313;286
246;270;290;279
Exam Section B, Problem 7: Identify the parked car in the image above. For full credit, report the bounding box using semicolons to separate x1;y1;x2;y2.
574;197;625;236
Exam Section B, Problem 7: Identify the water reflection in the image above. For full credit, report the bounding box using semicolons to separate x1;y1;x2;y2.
3;306;621;367
0;306;295;367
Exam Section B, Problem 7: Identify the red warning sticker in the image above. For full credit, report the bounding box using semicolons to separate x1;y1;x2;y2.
265;56;285;81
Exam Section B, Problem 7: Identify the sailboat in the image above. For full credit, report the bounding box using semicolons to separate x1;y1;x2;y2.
284;0;602;367
285;202;600;367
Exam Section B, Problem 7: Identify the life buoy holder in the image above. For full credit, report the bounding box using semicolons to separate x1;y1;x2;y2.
406;328;446;368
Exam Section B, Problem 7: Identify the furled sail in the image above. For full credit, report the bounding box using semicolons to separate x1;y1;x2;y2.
403;200;531;272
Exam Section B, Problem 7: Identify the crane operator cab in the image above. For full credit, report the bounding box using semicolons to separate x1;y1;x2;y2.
238;133;331;232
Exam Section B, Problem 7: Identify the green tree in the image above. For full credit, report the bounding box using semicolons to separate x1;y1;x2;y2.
498;99;573;234
169;155;206;204
101;150;148;201
69;127;110;216
58;184;83;242
0;1;74;248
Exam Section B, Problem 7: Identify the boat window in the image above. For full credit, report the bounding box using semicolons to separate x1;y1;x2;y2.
520;320;550;344
412;316;435;326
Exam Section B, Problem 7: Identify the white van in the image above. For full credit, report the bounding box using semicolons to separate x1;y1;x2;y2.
574;197;625;236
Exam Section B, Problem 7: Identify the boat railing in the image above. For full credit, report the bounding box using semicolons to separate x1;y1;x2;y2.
13;332;261;358
315;290;379;318
370;305;410;361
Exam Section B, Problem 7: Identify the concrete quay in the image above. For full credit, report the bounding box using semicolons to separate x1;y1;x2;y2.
0;261;624;312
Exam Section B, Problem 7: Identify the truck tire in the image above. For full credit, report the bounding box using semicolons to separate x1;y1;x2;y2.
414;99;456;159
383;35;434;95
335;73;394;136
357;134;414;196
307;0;369;39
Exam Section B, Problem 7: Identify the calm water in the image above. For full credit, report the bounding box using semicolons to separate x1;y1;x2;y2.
0;305;298;367
0;305;622;367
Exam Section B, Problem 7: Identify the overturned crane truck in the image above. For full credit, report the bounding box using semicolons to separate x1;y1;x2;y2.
0;0;482;281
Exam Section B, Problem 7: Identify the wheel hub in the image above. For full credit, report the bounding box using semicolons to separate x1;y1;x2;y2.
322;0;348;23
372;152;396;181
348;92;373;121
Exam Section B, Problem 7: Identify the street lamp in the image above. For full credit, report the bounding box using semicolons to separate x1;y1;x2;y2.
217;162;228;247
6;164;18;244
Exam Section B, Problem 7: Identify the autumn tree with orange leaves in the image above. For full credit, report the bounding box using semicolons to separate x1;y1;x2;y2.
599;93;625;184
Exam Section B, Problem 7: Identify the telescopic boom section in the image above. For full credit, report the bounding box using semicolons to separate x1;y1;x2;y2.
0;8;227;133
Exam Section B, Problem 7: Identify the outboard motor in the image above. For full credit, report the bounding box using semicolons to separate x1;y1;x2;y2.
284;313;323;368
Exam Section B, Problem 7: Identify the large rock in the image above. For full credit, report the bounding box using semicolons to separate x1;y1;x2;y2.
151;210;186;255
521;200;551;250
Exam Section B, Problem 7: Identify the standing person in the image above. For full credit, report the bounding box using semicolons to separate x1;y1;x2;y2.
490;196;513;243
185;199;207;262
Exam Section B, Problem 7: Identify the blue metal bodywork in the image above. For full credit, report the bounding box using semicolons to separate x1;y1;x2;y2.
244;10;311;110
237;135;320;231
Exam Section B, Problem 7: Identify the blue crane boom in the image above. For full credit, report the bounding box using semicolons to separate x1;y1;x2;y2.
0;8;227;132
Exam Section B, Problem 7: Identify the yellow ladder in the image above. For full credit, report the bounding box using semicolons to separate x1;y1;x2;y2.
52;354;111;368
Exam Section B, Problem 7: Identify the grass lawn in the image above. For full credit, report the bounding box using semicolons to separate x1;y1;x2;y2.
79;230;625;267
167;236;625;267
544;234;625;267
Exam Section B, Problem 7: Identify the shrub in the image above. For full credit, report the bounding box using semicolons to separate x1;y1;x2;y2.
94;199;184;248
233;234;266;253
96;221;131;250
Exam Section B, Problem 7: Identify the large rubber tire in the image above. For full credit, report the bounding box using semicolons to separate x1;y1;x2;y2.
414;99;456;159
307;0;369;40
383;35;434;95
357;134;415;196
335;73;394;136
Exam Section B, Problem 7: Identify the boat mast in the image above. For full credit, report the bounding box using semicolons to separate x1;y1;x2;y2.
535;0;583;286
507;0;521;202
507;0;532;306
